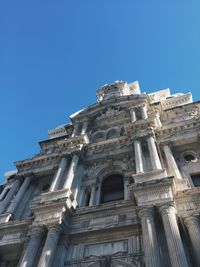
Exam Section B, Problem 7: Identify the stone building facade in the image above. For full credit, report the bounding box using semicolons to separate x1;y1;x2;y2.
0;81;200;267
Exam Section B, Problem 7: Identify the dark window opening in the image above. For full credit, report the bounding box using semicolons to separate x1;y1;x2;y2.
191;174;200;187
101;174;124;203
42;184;49;192
85;190;91;206
184;154;195;162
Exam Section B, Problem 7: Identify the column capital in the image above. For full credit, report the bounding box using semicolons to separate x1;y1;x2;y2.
138;206;155;219
47;224;63;235
30;226;46;238
183;215;200;228
162;141;172;148
129;106;135;110
159;204;176;216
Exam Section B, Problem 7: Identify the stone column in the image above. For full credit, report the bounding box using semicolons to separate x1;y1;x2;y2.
78;186;85;207
129;108;136;122
89;184;96;206
81;121;89;135
71;123;80;137
124;179;130;200
147;136;162;170
81;121;89;144
0;179;20;214
134;139;144;173
55;235;69;267
20;227;45;267
138;207;161;267
6;176;32;215
38;225;62;267
95;183;101;205
183;215;200;266
141;105;148;119
163;144;182;179
159;205;189;267
49;158;68;192
63;154;79;190
0;187;9;201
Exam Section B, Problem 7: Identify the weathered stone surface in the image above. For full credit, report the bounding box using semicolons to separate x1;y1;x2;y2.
0;81;199;266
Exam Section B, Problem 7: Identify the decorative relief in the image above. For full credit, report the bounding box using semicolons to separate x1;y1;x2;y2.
188;105;199;119
132;184;174;207
96;107;121;120
65;253;143;267
88;215;119;230
92;127;121;142
15;154;60;173
86;162;107;179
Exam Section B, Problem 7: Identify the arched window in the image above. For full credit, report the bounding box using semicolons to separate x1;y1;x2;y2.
101;174;124;203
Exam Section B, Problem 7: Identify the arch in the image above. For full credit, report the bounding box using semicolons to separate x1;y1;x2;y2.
101;174;124;203
92;131;106;142
106;127;120;139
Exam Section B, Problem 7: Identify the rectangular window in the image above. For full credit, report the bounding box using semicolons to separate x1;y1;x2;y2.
191;174;200;187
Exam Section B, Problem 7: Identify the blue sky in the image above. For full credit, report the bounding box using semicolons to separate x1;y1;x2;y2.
0;1;200;183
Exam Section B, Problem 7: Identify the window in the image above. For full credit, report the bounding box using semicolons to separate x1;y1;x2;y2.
184;154;195;162
85;190;91;206
191;174;200;187
101;174;124;203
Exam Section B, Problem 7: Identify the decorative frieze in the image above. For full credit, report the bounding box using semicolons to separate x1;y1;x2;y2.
130;177;174;206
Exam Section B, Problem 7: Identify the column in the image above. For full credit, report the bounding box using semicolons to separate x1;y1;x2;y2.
49;158;67;192
81;121;89;135
7;176;32;215
0;179;20;214
71;123;80;137
55;236;69;267
141;105;148;119
78;186;86;207
147;136;162;170
95;183;101;205
124;179;130;200
163;144;182;179
129;108;136;122
138;207;161;267
81;121;89;144
159;205;189;267
38;225;62;267
20;227;45;267
184;215;200;266
134;139;144;173
0;187;9;201
63;154;79;190
89;184;96;206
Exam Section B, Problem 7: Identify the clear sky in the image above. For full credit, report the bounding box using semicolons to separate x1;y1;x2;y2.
0;1;200;183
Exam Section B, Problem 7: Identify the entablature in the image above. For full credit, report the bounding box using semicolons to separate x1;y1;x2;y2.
70;201;137;235
14;153;60;175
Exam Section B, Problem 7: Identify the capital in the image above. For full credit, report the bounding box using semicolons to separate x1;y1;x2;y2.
183;215;200;228
138;206;155;219
30;226;46;238
162;141;172;148
159;204;176;216
48;224;63;236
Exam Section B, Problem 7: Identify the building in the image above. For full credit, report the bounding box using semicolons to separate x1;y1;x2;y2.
0;80;200;267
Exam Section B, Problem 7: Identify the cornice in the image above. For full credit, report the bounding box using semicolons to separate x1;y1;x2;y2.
15;153;60;174
156;118;200;142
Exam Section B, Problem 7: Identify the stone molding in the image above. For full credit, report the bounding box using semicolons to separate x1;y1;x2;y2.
183;215;200;228
138;206;155;219
158;203;176;216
